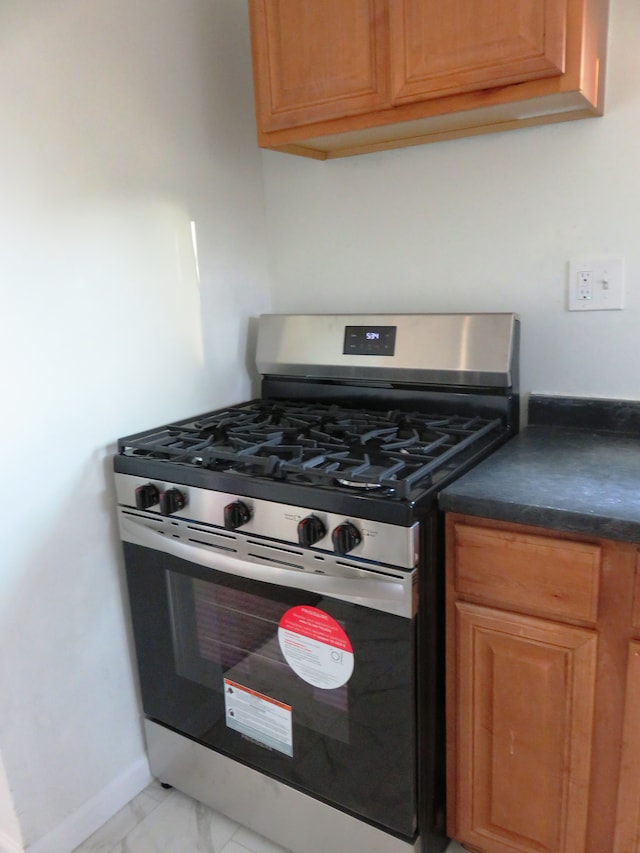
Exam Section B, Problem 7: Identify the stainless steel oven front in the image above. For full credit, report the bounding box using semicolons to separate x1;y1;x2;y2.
117;477;420;853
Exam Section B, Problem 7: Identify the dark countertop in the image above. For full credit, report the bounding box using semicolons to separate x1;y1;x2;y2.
439;420;640;543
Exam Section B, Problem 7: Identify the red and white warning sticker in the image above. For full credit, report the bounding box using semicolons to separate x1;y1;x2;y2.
224;679;293;756
278;606;354;689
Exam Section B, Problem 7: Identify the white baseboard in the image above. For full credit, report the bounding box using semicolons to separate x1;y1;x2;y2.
25;757;152;853
0;830;24;853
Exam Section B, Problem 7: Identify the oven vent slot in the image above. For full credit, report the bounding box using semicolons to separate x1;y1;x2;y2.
247;552;305;571
187;537;237;554
247;539;304;557
121;509;164;526
186;525;236;541
335;560;405;580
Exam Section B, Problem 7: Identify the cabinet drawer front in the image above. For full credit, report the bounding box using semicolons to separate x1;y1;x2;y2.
453;523;601;623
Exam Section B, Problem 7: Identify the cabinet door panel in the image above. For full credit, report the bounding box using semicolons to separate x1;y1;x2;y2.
614;641;640;853
455;602;596;853
250;0;390;131
390;0;568;103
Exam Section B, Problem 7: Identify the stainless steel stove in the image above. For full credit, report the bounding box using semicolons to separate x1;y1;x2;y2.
114;313;519;853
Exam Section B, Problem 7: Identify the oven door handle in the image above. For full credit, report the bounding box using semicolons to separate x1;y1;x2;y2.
119;510;415;619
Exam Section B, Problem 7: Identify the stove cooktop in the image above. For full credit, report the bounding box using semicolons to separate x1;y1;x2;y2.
117;399;507;504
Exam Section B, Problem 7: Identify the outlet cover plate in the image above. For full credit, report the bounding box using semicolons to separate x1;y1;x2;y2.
568;257;624;311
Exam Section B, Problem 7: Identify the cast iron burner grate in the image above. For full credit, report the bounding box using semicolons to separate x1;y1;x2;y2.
118;400;505;499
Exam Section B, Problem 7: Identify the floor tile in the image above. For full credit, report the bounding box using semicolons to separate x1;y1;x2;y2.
73;781;466;853
219;843;254;853
227;825;291;853
144;780;174;803
72;790;162;852
108;789;239;853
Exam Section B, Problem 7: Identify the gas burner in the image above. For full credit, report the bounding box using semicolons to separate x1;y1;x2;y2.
335;479;387;491
118;399;507;501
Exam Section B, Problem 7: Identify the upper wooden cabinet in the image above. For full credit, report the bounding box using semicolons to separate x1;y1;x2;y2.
250;0;390;131
247;0;609;159
389;0;567;104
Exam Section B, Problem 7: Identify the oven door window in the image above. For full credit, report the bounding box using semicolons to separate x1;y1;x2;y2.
125;543;416;838
173;578;351;750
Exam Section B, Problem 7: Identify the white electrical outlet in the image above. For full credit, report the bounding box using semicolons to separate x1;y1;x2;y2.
576;270;593;301
568;258;624;311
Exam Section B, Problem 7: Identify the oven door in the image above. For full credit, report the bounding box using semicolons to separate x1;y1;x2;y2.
119;508;418;839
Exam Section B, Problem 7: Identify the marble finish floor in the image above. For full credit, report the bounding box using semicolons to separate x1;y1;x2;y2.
72;781;467;853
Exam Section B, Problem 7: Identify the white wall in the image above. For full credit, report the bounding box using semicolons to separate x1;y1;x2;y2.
2;1;638;849
0;1;269;850
262;0;640;405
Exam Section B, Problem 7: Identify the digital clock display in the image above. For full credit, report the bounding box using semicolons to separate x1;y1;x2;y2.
343;325;396;356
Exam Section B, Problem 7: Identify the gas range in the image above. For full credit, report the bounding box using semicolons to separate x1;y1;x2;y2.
114;313;519;853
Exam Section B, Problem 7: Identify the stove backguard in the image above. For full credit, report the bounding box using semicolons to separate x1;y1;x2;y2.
257;312;519;430
256;313;519;392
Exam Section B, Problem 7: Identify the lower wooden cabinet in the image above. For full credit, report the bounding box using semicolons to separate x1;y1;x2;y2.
613;641;640;853
455;602;597;853
616;559;640;851
446;514;640;853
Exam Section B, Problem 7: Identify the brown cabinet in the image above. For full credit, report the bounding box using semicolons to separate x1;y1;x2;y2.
446;514;638;853
455;602;596;853
247;0;609;159
249;1;390;132
389;0;567;104
613;553;640;853
614;641;640;853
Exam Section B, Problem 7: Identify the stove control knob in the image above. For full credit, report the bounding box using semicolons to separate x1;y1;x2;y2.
224;500;251;530
297;515;326;547
159;488;186;516
331;522;362;556
135;483;159;510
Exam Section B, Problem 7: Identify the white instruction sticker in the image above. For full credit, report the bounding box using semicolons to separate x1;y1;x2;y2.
224;679;293;756
278;606;354;690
